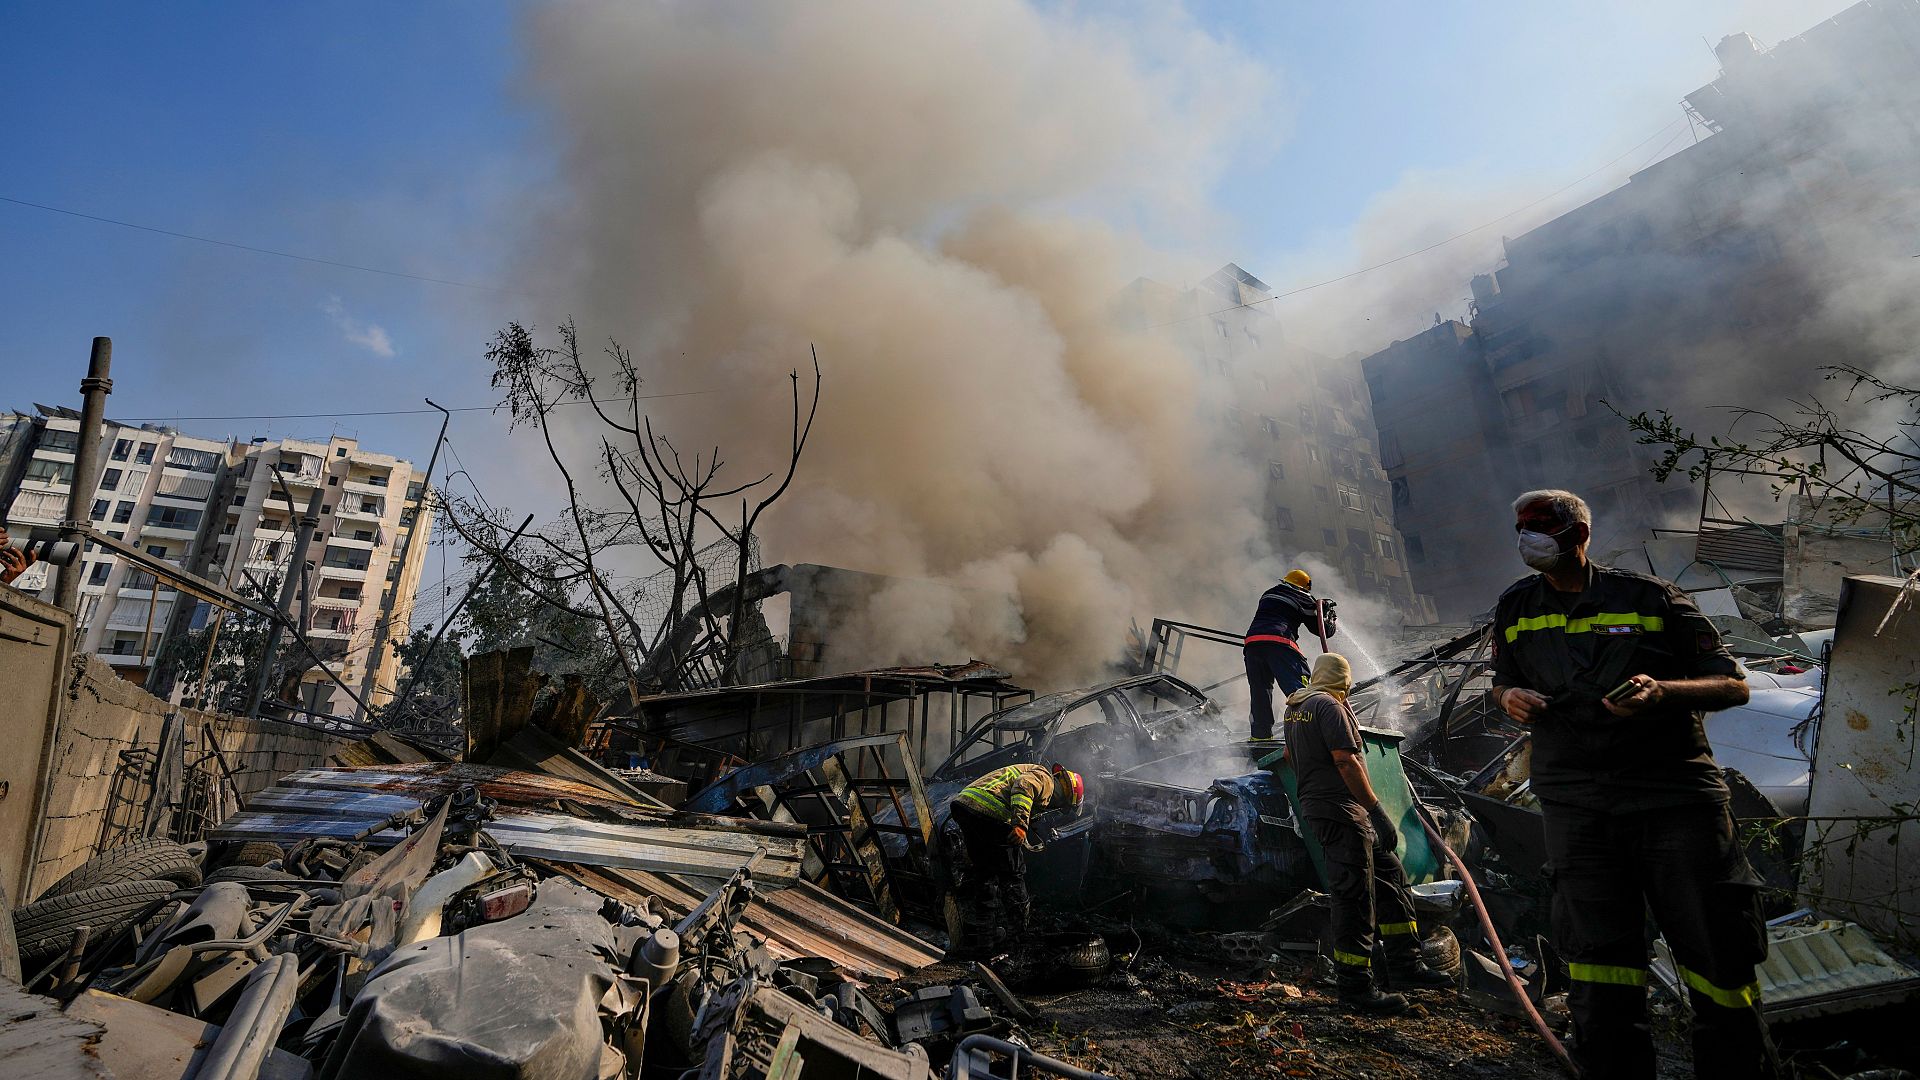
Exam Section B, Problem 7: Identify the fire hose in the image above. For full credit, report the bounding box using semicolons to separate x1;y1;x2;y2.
1407;789;1577;1075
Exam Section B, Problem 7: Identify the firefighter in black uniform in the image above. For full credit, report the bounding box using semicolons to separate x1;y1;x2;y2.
1244;568;1335;744
1491;489;1777;1080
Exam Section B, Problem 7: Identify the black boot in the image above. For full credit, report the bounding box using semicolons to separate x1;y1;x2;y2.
1336;971;1408;1014
1386;958;1456;990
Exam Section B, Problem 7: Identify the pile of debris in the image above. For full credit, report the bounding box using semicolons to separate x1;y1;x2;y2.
4;753;1106;1079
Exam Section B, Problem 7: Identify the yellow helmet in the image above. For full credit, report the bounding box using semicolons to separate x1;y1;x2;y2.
1284;569;1312;590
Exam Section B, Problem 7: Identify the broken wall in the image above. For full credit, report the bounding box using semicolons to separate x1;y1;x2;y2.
24;651;337;902
1781;494;1908;629
1800;574;1920;945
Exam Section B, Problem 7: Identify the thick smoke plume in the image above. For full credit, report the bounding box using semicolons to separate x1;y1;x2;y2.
520;1;1296;688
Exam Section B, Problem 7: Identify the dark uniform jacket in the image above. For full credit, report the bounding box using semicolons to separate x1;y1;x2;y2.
1491;563;1744;813
1283;691;1366;823
1245;580;1328;647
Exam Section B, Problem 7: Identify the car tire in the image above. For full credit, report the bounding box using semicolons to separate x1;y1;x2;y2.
14;879;177;972
39;838;203;898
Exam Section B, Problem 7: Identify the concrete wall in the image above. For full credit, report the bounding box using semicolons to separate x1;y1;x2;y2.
1781;495;1908;630
1800;574;1920;946
1;588;341;902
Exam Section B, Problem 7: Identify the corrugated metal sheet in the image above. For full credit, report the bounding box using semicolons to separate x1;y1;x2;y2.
1656;919;1920;1021
212;764;808;884
558;863;942;982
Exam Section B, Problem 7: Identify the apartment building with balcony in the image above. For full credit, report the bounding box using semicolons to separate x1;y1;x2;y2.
205;436;435;718
1;408;230;680
1;413;433;717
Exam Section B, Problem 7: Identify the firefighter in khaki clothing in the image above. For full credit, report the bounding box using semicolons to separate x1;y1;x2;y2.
949;763;1085;945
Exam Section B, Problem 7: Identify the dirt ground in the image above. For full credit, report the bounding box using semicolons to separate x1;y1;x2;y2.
1014;951;1567;1080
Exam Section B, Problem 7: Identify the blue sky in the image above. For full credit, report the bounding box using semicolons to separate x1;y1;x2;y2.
0;1;1852;507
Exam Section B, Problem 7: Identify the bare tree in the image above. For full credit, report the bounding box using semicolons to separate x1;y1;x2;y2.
441;321;820;700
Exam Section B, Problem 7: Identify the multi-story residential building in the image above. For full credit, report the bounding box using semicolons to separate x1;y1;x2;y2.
0;411;433;717
1361;1;1920;621
203;437;434;717
1120;264;1436;624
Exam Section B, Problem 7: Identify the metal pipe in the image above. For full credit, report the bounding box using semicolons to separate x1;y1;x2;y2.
192;951;300;1080
244;486;323;718
356;398;448;722
950;1034;1115;1080
55;337;112;612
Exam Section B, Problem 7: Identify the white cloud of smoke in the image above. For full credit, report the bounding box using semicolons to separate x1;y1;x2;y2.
517;1;1309;689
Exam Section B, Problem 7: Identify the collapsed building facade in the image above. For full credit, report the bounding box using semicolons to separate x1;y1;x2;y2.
1363;0;1920;620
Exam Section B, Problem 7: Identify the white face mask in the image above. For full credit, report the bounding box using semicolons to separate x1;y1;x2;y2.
1518;528;1569;571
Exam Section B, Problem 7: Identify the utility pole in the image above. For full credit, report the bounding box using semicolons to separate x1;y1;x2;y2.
354;399;448;723
54;338;113;613
244;486;323;718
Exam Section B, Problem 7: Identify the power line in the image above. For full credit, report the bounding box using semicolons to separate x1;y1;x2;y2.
111;388;718;425
1145;117;1690;331
0;193;508;291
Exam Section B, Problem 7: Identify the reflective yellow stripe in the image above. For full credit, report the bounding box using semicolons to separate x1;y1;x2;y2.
958;788;1010;819
1503;612;1666;643
1677;966;1760;1009
1568;963;1648;987
1010;794;1033;809
1379;921;1419;937
1333;949;1371;967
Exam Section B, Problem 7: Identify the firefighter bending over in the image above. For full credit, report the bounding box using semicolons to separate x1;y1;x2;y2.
1284;652;1453;1013
1492;489;1776;1079
949;763;1085;945
1245;569;1335;745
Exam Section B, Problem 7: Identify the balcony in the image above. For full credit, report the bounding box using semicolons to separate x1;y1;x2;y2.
106;599;172;631
343;477;390;496
319;563;369;582
100;650;150;667
334;501;386;522
140;523;201;541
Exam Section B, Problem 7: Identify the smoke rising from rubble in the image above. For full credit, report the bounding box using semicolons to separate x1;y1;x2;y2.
518;2;1334;688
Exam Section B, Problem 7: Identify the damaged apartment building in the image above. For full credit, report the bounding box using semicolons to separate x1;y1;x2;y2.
1361;0;1920;620
1118;266;1437;624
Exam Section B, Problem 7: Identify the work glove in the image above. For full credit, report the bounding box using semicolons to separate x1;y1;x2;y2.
1011;826;1044;853
1319;598;1339;635
1368;803;1400;853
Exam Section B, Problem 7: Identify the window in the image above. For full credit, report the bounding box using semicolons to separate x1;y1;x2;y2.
144;505;202;530
110;439;132;461
145;544;167;557
1347;527;1371;552
335;447;348;457
135;443;155;465
338;584;362;600
88;562;111;586
322;503;333;514
231;491;247;506
1321;528;1337;547
399;509;416;527
1406;534;1426;565
406;482;424;500
24;458;73;484
328;476;339;486
1314;485;1330;503
353;529;373;541
1338;485;1365;511
164;447;220;472
40;428;80;452
1376;533;1396;560
112;501;134;524
90;499;109;520
1263;416;1283;440
100;467;122;491
1271;505;1294;531
1391;476;1411;508
1267;461;1286;480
